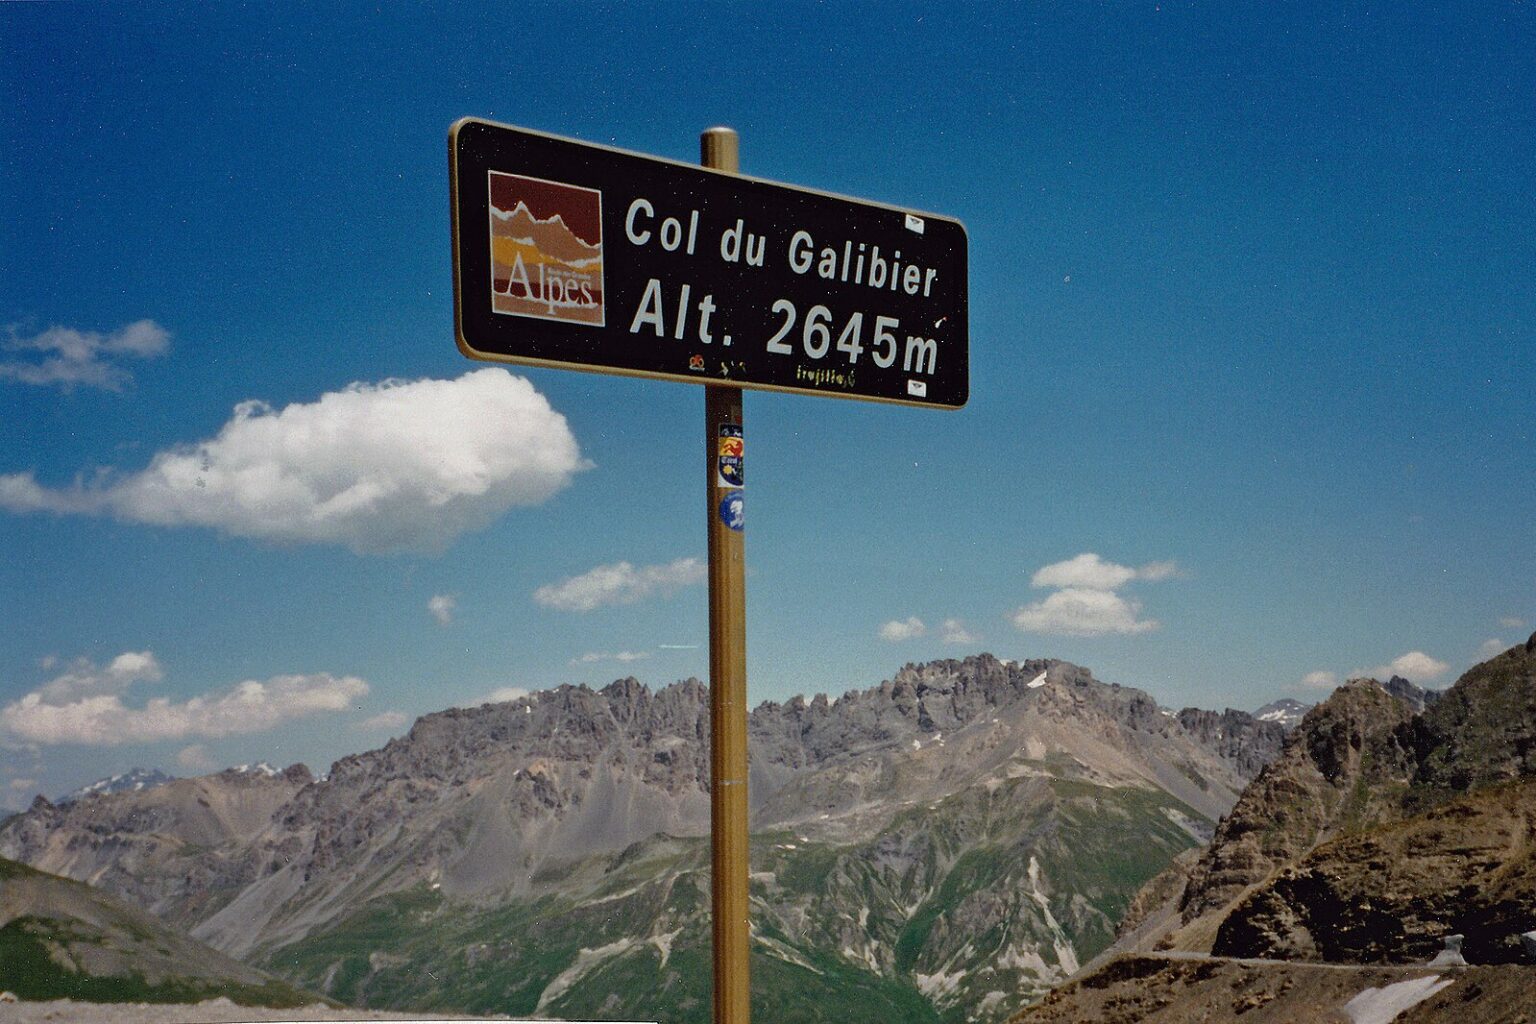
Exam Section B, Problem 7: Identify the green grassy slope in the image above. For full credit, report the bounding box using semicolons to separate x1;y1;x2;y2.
263;777;1204;1023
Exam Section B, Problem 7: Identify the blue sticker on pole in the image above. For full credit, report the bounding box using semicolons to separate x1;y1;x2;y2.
718;491;744;531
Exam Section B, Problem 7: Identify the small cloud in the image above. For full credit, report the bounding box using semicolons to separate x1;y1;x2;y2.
1011;588;1158;637
1029;553;1181;591
1135;560;1184;583
534;557;704;612
36;651;163;702
571;650;651;666
880;617;927;642
1300;670;1340;690
0;368;588;554
0;319;170;391
177;744;217;772
657;644;699;650
939;619;979;645
1366;651;1450;684
357;711;410;733
1477;638;1507;660
8;778;37;792
428;594;456;626
1499;616;1526;630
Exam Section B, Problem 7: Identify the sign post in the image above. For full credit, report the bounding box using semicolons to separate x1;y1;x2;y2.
449;118;967;1024
699;126;751;1024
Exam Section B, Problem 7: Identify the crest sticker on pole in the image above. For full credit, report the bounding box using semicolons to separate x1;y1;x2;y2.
450;118;969;408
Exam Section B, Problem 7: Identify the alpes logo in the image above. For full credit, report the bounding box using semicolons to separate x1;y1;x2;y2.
487;171;604;326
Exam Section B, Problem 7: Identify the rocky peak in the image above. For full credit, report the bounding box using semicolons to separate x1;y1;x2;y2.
1409;633;1536;800
1178;678;1422;922
1175;708;1288;779
1178;638;1536;937
1381;675;1439;711
1297;678;1418;783
58;766;176;805
1252;698;1311;729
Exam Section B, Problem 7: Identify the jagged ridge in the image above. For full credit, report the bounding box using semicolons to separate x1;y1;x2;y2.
0;654;1286;1023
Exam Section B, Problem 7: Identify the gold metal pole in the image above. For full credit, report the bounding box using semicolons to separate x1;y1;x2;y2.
701;125;750;1024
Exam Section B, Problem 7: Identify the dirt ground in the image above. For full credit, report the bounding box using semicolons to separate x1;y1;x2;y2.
1009;955;1536;1024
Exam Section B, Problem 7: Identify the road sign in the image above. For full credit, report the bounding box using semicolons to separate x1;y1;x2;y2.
450;118;968;408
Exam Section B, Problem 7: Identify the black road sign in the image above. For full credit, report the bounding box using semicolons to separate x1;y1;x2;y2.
450;119;968;408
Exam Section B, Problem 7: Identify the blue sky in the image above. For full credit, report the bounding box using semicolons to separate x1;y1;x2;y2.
3;3;1532;806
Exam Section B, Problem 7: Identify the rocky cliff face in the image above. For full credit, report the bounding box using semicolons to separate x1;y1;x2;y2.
1174;708;1288;779
1382;675;1441;713
1177;679;1421;923
1212;779;1536;964
0;654;1284;1023
1411;633;1536;800
1181;633;1536;931
1201;634;1536;965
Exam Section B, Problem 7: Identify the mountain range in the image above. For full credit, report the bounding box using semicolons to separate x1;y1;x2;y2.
6;638;1530;1022
490;201;601;264
0;654;1284;1021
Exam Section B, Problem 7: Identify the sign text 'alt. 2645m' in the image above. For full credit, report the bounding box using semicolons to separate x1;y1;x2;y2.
451;119;968;408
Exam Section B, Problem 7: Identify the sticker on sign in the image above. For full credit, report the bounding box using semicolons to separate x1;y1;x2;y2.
451;118;968;408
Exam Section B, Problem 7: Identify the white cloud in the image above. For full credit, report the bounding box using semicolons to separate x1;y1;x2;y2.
1300;670;1340;690
357;711;410;733
1;656;368;745
177;744;217;771
1477;638;1507;659
1366;651;1450;684
1011;588;1158;637
880;617;927;642
1014;552;1177;637
535;557;704;612
0;320;170;391
0;368;588;554
428;594;457;626
1499;617;1526;630
571;650;651;665
8;778;37;792
939;619;979;645
1029;553;1181;591
36;651;163;702
1031;553;1136;591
